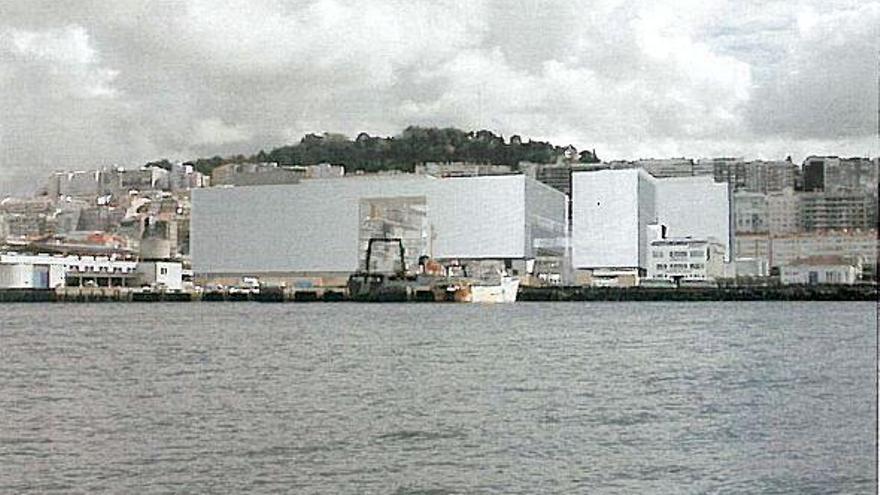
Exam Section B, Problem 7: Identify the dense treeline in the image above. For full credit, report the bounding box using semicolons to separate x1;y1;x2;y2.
168;127;598;176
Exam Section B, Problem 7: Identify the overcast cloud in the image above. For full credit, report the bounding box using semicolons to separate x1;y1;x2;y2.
1;0;877;195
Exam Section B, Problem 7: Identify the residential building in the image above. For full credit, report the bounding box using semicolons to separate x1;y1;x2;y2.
770;230;878;279
2;214;50;238
706;158;747;190
519;163;573;196
0;197;55;216
117;167;170;193
647;237;725;282
735;234;771;261
76;206;126;232
780;256;861;285
633;158;694;178
734;192;768;234
691;158;719;176
701;158;800;193
301;163;345;179
803;156;878;194
46;170;103;198
168;162;210;191
415;162;513;178
766;188;801;236
799;193;877;231
211;162;302;187
759;160;800;193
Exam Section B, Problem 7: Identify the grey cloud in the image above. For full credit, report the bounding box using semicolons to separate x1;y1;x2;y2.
745;3;879;139
1;0;878;196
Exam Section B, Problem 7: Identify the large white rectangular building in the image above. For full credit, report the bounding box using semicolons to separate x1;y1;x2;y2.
191;174;567;282
655;176;731;261
571;169;656;270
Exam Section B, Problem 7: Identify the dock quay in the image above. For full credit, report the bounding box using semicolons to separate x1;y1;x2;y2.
1;284;876;303
518;285;878;302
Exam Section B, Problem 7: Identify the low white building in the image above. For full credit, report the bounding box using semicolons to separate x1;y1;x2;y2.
136;261;183;291
780;256;860;285
0;255;66;289
734;257;770;278
646;237;725;283
0;252;182;289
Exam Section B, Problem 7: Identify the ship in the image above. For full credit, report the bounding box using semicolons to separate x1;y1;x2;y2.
447;275;521;303
348;237;521;303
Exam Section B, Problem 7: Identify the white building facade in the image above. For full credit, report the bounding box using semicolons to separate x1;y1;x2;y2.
647;238;725;282
0;253;138;289
136;261;184;291
655;176;731;261
571;169;657;272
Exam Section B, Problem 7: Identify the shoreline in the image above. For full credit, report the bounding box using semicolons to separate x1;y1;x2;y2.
0;285;876;303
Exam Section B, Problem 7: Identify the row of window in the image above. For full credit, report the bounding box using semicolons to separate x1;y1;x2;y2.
64;265;135;274
652;250;706;259
655;263;706;270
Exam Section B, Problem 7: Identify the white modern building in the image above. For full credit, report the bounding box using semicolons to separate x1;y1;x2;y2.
571;169;657;273
136;261;184;291
571;170;731;281
0;254;67;289
646;237;725;283
655;176;731;261
191;174;567;286
0;253;138;289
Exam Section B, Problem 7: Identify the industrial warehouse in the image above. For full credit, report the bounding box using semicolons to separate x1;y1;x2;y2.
191;174;569;289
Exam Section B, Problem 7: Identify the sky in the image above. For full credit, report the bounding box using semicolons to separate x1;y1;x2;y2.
0;0;878;195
